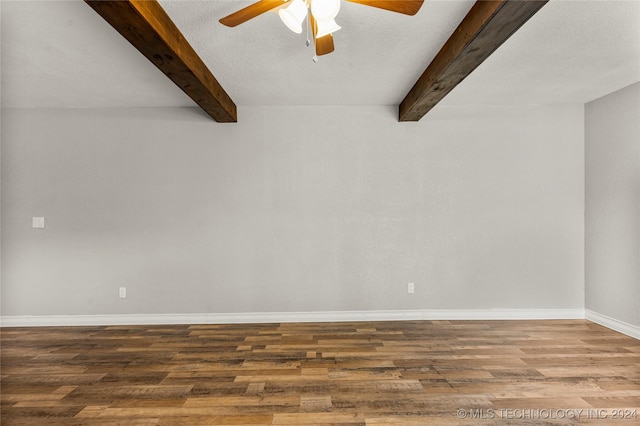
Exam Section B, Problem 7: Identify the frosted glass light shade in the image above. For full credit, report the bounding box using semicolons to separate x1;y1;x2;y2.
315;18;341;38
279;0;308;34
310;0;340;21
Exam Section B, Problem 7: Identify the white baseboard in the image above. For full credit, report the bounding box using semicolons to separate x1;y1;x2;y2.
585;309;640;340
0;308;584;327
4;309;636;341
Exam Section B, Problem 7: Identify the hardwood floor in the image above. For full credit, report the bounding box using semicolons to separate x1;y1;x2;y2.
1;320;639;425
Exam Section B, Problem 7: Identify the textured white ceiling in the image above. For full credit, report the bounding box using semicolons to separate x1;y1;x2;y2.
1;0;639;111
442;0;640;106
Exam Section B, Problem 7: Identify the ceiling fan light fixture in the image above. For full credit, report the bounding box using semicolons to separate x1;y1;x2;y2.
315;18;341;38
219;0;426;58
279;0;308;34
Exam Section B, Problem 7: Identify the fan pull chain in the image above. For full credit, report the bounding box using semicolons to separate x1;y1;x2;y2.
305;11;311;47
306;12;319;63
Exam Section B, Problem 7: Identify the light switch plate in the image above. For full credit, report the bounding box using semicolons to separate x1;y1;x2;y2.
32;217;45;229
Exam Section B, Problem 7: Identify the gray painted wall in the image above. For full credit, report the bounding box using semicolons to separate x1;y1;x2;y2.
1;105;584;316
585;82;640;327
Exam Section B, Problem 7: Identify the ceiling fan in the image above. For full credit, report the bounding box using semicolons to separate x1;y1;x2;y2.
219;0;424;58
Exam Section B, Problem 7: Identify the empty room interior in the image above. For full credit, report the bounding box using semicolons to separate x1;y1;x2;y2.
1;0;639;424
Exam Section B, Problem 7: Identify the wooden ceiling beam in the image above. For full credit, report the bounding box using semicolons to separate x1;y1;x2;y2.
399;0;548;122
85;0;237;122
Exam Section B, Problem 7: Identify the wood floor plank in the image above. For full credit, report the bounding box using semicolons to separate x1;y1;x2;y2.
157;414;274;425
2;319;639;425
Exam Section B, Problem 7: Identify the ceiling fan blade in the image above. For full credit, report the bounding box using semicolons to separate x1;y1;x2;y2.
315;33;335;56
310;14;335;56
345;0;424;15
219;0;286;27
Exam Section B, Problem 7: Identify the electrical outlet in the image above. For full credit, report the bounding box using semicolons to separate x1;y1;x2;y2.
32;217;45;229
119;287;127;299
408;282;415;294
